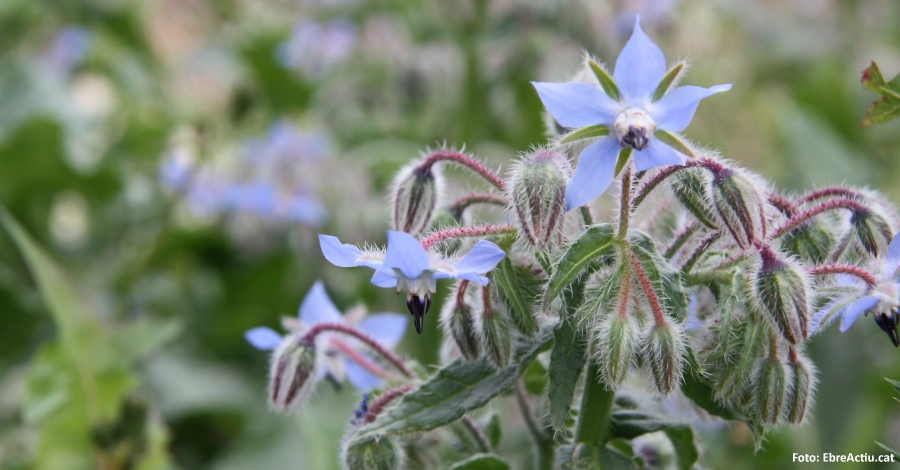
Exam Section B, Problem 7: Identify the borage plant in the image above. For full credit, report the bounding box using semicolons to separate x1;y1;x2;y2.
246;16;900;469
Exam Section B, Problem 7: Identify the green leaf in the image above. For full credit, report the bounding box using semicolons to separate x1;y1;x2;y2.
545;223;616;303
664;427;700;470
450;454;510;470
548;272;589;431
522;360;548;395
874;441;900;459
558;443;640;470
483;414;502;449
588;60;620;101
494;257;539;336
653;62;686;101
861;61;900;125
357;327;554;437
614;147;632;177
680;349;750;422
559;124;610;145
608;392;686;440
885;377;900;394
654;130;695;158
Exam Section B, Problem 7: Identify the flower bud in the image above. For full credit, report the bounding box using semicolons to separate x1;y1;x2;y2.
754;246;809;345
669;168;718;229
850;208;893;258
269;335;319;411
591;312;640;389
753;354;793;425
786;350;817;424
642;322;686;395
779;220;834;264
711;167;765;249
506;148;570;250
479;287;512;368
341;434;406;470
440;281;481;361
390;159;444;236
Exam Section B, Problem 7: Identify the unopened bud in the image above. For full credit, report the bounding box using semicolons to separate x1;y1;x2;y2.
779;220;834;264
669;168;718;229
642;322;686;395
591;313;640;389
786;349;817;424
507;148;570;250
440;281;481;361
753;354;793;425
754;246;809;344
850;209;893;258
711;167;765;249
390;160;444;236
269;335;319;411
479;287;512;368
341;434;406;470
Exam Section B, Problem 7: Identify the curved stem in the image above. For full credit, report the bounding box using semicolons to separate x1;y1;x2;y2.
515;380;554;469
793;187;864;208
420;223;515;250
664;222;699;259
633;162;693;207
575;364;615;447
448;192;507;218
767;193;795;217
461;415;493;453
770;199;868;239
302;323;416;378
421;149;506;191
681;230;722;273
808;264;878;288
365;384;415;423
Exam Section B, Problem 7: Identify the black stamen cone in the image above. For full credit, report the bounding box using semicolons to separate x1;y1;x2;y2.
623;125;649;150
874;310;900;347
406;294;431;334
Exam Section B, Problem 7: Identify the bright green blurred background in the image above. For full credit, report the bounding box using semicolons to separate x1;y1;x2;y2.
0;0;899;469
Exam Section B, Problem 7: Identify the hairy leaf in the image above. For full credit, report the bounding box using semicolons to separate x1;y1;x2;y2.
494;257;539;336
546;223;616;302
449;454;510;470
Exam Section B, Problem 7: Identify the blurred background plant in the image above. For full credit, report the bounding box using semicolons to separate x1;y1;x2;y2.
0;0;898;469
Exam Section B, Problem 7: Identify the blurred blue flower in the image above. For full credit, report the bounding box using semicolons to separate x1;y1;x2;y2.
811;235;900;346
159;149;195;192
351;394;370;425
276;18;357;77
225;182;326;226
613;0;682;40
319;231;506;333
245;281;408;391
532;15;730;210
43;26;91;74
245;120;330;165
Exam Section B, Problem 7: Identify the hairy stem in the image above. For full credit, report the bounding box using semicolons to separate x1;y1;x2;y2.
302;323;416;378
770;199;869;239
626;248;668;326
580;206;594;226
461;415;493;453
808;264;878;288
575;364;615;447
618;166;633;238
365;384;415;424
448;192;507;218
681;230;722;273
420;223;515;250
664;222;700;259
632;161;698;207
420;149;506;191
793;187;864;208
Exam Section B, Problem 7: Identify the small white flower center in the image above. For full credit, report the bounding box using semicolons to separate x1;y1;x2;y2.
614;108;656;151
872;282;900;315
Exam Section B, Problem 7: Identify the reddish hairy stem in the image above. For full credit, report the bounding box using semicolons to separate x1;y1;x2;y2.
455;279;470;305
302;323;415;378
448;192;507;218
771;199;869;239
768;193;795;217
633;160;702;207
808;264;878;287
421;149;506;191
420;223;515;250
618;166;633;238
331;338;394;380
365;384;415;424
663;222;699;259
626;249;667;326
793;187;864;208
681;230;722;273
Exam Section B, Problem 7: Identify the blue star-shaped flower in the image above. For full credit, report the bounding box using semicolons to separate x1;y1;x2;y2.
319;230;506;334
244;281;408;391
532;15;731;210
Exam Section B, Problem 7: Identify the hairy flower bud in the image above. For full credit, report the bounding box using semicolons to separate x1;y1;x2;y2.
479;287;512;368
779;220;834;264
710;166;765;248
786;349;817;424
440;281;481;361
754;246;809;344
669;168;718;229
341;434;406;470
506;148;570;250
592;312;640;389
849;208;893;258
390;159;444;236
642;322;686;395
753;353;793;425
269;335;318;411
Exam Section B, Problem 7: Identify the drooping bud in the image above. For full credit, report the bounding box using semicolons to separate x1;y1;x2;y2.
849;208;893;258
754;246;809;344
642;322;686;395
752;348;793;425
786;348;817;424
591;312;640;389
390;159;444;236
479;286;512;368
779;220;835;264
874;309;900;347
341;434;406;470
440;281;481;361
269;334;319;411
710;166;765;248
669;168;718;229
506;148;570;250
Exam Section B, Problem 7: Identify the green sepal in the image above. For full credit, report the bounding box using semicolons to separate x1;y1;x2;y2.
653;61;686;101
559;124;610;145
614;147;632;177
654;130;695;158
588;60;620;101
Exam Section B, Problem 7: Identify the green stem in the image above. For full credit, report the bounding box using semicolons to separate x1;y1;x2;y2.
575;364;615;447
514;381;554;469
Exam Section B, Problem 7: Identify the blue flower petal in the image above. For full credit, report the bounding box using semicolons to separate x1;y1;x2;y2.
382;231;431;280
455;272;491;286
299;281;343;325
634;139;687;172
839;296;880;332
565;137;622;210
888;233;900;262
358;313;408;348
344;358;383;391
614;15;667;105
531;81;619;128
652;84;731;132
371;270;399;288
244;327;284;351
319;234;382;269
449;240;506;276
